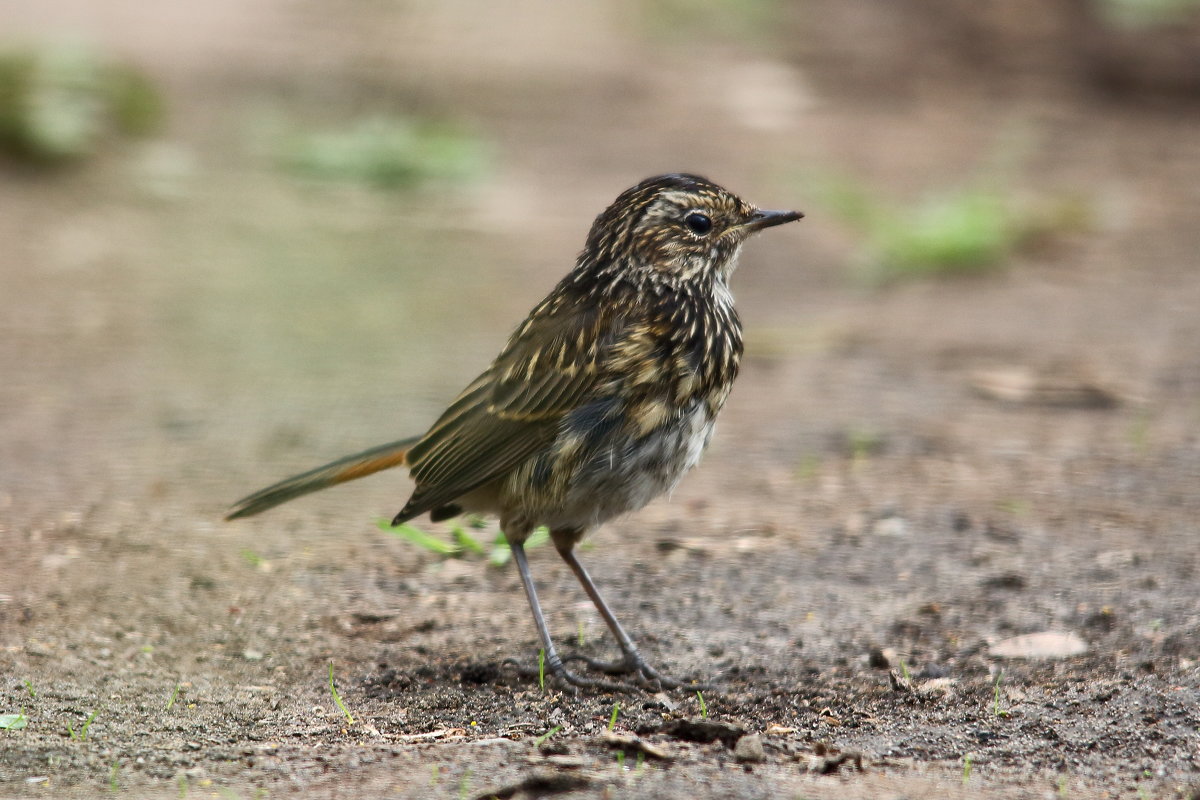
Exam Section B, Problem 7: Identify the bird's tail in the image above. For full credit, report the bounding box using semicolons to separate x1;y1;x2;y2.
225;436;420;520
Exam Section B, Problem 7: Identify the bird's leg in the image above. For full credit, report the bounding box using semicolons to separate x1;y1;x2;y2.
555;536;705;690
505;539;632;692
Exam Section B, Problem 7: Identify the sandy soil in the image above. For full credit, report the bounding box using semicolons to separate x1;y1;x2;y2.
2;2;1199;798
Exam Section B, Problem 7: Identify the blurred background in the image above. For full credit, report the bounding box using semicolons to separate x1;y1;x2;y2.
2;2;1200;794
3;0;1198;511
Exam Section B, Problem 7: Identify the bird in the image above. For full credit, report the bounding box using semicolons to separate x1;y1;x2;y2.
227;173;802;690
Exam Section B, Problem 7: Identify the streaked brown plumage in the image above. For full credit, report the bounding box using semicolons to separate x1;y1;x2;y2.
227;174;802;690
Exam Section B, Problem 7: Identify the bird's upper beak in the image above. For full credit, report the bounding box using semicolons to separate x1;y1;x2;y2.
744;208;804;232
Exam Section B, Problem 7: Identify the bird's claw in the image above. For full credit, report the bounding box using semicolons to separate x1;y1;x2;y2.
500;657;636;694
561;653;711;691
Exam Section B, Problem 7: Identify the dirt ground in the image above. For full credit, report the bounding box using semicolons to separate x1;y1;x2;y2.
2;2;1199;798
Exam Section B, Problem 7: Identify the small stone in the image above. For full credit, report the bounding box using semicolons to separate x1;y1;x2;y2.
872;516;908;537
990;631;1087;660
600;731;670;760
734;733;765;763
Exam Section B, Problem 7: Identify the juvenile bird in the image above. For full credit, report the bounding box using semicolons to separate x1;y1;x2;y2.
227;173;802;689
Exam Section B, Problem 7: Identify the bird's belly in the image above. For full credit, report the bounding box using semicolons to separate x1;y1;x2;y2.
552;401;716;530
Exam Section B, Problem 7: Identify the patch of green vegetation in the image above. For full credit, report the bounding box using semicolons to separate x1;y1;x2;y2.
996;498;1031;515
822;177;1020;282
23;680;36;698
1095;0;1200;27
1;710;28;730
816;171;1087;284
378;521;459;556
239;549;266;569
696;690;708;718
1128;409;1153;455
608;702;620;730
962;752;974;784
378;518;549;566
846;426;884;462
794;453;821;481
277;115;487;190
538;648;546;692
0;41;164;164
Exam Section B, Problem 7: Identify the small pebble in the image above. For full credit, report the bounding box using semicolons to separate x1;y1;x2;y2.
734;733;765;763
991;631;1087;660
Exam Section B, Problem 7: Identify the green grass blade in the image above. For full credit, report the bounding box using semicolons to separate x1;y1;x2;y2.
534;726;561;747
451;525;486;555
377;519;459;555
0;711;27;730
80;708;99;740
328;662;355;724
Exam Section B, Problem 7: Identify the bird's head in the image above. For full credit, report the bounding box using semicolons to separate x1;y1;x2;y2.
581;173;802;285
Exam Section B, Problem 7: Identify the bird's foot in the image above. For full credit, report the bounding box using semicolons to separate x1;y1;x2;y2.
562;653;712;691
500;657;638;694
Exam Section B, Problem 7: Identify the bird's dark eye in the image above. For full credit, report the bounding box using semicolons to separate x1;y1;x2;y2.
684;212;713;236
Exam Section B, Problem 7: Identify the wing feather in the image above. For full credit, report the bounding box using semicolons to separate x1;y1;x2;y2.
395;299;611;521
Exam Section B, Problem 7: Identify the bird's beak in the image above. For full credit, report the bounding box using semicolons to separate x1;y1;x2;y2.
743;209;804;232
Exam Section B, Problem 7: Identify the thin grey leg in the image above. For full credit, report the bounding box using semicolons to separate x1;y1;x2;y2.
556;542;703;689
507;540;630;692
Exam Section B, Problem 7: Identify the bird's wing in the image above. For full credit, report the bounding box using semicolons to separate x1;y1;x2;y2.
394;299;614;522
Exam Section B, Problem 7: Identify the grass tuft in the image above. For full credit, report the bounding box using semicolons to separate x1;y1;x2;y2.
534;726;561;747
696;691;708;718
164;683;182;712
992;670;1009;718
328;662;355;725
67;708;100;741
